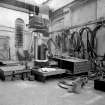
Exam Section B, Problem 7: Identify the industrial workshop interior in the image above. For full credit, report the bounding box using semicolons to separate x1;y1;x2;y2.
1;0;105;105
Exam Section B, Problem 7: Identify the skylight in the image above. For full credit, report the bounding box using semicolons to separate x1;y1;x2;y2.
17;0;48;5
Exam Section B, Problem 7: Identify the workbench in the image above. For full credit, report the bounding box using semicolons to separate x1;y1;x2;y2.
0;65;31;81
51;57;90;74
32;68;66;82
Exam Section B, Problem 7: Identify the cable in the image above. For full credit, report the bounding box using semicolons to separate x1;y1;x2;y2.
61;31;68;52
58;81;73;89
92;21;105;58
71;31;79;52
57;76;88;91
68;31;79;56
88;21;105;78
78;27;93;59
47;38;57;56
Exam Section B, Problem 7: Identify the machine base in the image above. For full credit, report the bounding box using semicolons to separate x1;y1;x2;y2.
0;65;31;81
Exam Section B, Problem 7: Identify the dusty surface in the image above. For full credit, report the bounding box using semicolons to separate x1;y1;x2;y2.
0;79;105;105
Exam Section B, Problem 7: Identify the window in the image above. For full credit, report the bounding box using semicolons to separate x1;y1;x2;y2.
15;18;25;48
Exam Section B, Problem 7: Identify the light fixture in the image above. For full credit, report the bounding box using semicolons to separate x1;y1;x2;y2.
34;0;48;5
17;0;48;5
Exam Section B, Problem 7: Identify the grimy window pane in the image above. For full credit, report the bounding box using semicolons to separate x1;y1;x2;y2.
15;18;24;48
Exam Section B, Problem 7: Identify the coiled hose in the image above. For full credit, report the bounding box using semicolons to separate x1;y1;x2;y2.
78;27;93;59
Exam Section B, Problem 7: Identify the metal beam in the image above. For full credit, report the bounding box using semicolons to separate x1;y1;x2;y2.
0;0;35;12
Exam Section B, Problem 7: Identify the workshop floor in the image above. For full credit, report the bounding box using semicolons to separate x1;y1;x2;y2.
0;79;105;105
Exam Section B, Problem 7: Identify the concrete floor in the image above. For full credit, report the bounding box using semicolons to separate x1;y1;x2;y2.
0;79;105;105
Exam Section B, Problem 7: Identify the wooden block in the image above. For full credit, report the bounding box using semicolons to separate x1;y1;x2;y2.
4;75;12;81
14;74;22;80
26;72;31;78
22;73;28;80
28;75;35;81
